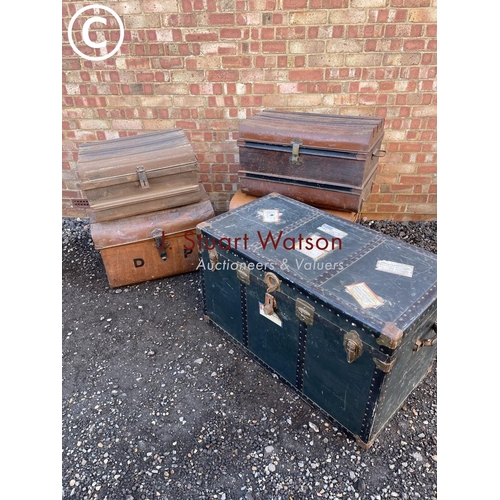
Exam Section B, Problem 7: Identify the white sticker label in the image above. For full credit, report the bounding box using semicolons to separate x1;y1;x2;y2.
318;223;348;239
259;302;283;326
376;260;414;278
259;209;281;223
345;282;384;309
295;234;340;261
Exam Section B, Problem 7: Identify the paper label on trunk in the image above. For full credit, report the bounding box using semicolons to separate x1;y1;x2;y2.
295;234;340;261
259;302;283;327
345;282;384;309
259;209;281;223
375;260;414;278
317;223;348;240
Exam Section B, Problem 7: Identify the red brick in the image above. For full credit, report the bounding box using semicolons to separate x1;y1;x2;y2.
207;70;240;81
126;58;150;70
262;41;287;53
208;13;235;25
220;28;245;39
283;0;308;7
310;0;347;6
222;56;252;68
289;69;324;81
404;39;426;51
253;83;275;94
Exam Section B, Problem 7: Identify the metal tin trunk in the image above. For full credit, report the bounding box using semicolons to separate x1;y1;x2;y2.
77;129;203;222
91;190;214;288
229;189;359;222
237;110;385;211
197;193;436;448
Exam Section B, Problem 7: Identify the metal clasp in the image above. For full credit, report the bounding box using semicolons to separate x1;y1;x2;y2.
208;248;218;271
263;272;280;315
137;166;150;189
290;139;303;166
151;228;168;261
344;330;363;363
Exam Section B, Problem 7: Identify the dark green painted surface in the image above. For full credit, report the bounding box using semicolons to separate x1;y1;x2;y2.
199;194;437;445
246;286;300;385
371;308;437;438
201;249;243;344
302;314;377;437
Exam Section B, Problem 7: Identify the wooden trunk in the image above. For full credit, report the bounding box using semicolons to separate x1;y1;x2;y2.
238;110;385;211
197;193;437;448
91;190;214;288
77;129;203;222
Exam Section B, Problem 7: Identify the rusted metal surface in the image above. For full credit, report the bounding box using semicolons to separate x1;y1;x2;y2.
237;110;385;212
76;129;203;222
239;172;376;212
228;189;359;222
90;188;214;288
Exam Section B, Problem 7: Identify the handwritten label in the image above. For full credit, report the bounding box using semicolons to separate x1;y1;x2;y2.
345;282;384;309
376;260;414;278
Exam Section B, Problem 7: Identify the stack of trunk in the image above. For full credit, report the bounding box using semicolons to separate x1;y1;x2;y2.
76;129;214;288
234;110;385;220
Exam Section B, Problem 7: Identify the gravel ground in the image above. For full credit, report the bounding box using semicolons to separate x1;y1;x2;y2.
62;216;437;500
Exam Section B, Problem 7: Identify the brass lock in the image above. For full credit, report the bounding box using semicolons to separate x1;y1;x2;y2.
263;272;280;315
343;330;363;363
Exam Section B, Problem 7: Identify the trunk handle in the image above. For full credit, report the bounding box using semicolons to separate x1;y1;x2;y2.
372;149;386;158
412;321;437;353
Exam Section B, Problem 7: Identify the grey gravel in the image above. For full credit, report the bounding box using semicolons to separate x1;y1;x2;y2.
62;217;437;500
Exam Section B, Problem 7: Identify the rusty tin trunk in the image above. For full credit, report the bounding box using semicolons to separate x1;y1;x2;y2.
238;110;385;212
77;129;203;222
197;193;437;448
91;188;214;288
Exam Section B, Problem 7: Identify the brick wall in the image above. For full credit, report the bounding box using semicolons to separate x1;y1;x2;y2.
62;0;437;220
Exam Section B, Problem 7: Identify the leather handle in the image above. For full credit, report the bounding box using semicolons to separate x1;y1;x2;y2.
412;321;437;353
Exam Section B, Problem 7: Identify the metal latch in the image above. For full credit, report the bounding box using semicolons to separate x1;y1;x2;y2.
344;330;363;363
151;228;168;261
412;321;437;353
295;298;314;325
290;139;303;166
263;272;280;315
136;166;150;189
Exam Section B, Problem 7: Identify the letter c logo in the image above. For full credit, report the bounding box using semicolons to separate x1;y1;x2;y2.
67;5;124;61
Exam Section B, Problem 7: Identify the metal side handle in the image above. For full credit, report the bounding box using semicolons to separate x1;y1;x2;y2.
412;321;437;353
372;149;386;158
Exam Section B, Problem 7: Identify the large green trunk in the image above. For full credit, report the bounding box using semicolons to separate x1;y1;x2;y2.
198;194;437;448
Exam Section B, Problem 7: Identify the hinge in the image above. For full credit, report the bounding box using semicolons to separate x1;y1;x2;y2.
236;264;250;285
295;298;314;325
136;166;150;189
208;248;218;270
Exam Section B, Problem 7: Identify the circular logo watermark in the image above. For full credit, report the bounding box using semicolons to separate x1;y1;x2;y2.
67;4;124;61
